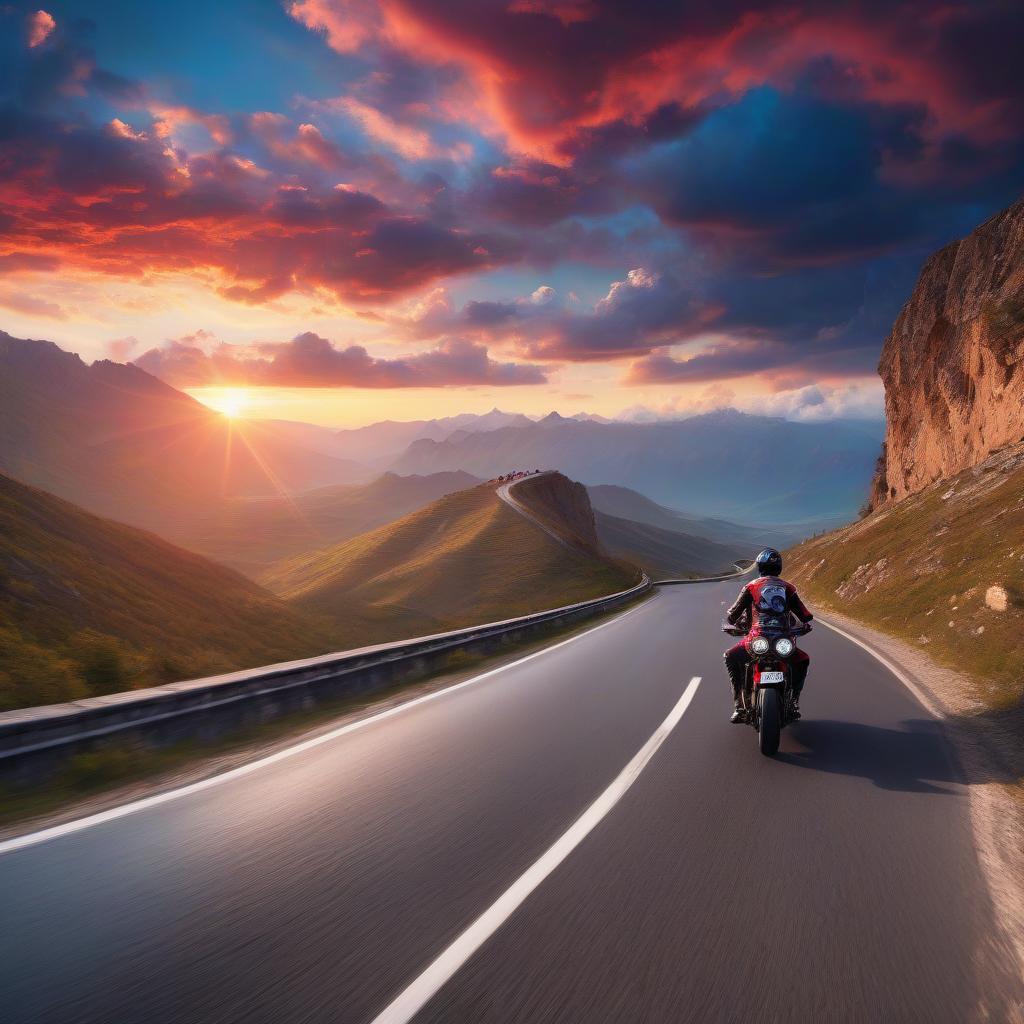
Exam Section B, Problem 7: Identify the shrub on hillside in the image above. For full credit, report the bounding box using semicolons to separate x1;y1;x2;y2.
0;627;87;710
66;630;146;696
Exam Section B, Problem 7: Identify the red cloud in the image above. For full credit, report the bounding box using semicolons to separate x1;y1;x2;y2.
0;108;498;303
289;1;1024;161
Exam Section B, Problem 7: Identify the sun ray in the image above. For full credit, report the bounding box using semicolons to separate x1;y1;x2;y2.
230;424;313;529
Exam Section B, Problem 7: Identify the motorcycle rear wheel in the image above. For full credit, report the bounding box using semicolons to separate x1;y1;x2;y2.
758;688;781;757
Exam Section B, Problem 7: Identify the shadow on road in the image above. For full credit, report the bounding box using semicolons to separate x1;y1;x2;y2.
780;718;966;793
781;692;1024;794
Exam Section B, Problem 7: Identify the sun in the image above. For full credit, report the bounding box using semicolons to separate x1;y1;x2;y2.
214;389;250;419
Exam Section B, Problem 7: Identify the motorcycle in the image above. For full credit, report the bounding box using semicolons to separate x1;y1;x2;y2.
722;619;812;756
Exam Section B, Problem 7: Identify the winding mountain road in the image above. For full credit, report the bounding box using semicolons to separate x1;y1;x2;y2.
1;577;1015;1023
495;471;575;550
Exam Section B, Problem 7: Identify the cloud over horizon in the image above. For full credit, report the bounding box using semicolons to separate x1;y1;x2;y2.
133;331;548;388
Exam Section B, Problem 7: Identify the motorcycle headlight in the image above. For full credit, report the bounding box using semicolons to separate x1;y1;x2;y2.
774;637;794;657
750;637;770;655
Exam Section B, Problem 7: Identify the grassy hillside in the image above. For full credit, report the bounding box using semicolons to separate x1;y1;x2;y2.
786;441;1024;708
261;481;637;639
184;471;480;573
0;473;336;711
595;512;745;578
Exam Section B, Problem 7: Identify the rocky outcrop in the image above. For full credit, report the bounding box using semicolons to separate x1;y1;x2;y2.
871;197;1024;507
510;472;603;555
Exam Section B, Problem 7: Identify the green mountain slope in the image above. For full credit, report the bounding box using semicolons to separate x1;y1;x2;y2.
261;479;637;639
0;473;335;711
786;441;1024;707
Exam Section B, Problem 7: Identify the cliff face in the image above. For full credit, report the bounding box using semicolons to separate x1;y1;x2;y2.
511;472;603;554
871;197;1024;507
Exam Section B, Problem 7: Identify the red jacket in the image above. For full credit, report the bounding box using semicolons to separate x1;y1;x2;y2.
726;576;813;633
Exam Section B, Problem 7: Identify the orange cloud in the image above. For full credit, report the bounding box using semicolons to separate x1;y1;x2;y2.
27;9;56;48
248;113;351;170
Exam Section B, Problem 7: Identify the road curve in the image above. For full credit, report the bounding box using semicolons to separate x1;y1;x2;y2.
495;471;576;551
1;580;1016;1023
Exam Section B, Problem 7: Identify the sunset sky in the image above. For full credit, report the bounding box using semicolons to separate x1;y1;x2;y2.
2;1;1023;426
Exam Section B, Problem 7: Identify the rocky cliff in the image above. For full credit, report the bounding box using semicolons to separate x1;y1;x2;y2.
871;197;1024;507
510;472;604;556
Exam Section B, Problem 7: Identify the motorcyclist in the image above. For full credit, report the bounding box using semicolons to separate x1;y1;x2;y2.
724;548;812;723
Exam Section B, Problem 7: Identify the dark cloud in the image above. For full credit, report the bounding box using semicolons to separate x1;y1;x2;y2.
626;341;792;385
463;300;520;326
134;332;547;388
291;0;1024;162
388;268;710;361
622;87;946;267
465;161;612;227
0;100;502;302
626;340;882;386
634;90;879;229
0;5;146;109
523;268;706;360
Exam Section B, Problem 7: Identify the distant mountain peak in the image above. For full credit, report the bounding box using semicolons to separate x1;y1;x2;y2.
390;408;883;523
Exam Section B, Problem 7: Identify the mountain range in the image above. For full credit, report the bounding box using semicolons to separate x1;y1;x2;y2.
391;410;883;523
587;484;810;549
261;408;536;467
1;332;880;544
593;513;744;578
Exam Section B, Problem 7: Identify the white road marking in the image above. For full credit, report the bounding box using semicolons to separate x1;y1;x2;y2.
369;675;702;1024
0;600;653;857
815;617;941;718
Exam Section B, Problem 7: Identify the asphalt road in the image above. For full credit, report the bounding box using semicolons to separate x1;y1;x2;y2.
0;581;1015;1023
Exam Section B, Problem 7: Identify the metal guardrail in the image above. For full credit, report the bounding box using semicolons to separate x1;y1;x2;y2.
656;562;755;585
0;574;652;780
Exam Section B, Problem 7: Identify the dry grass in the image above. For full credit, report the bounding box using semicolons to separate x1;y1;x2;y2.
261;483;636;642
786;440;1024;711
0;473;337;711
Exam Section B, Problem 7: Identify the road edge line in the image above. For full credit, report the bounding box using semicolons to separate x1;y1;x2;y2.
815;615;943;719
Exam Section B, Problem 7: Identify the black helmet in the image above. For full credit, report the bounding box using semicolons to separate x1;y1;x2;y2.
755;548;782;576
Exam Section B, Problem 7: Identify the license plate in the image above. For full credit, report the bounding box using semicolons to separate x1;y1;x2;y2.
759;671;785;684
